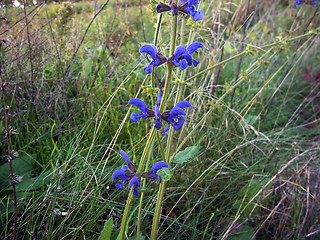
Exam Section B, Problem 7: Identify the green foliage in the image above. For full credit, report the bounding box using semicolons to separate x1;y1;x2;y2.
172;146;200;164
0;0;319;239
98;217;113;240
226;224;255;240
0;154;51;221
232;178;272;220
156;167;172;181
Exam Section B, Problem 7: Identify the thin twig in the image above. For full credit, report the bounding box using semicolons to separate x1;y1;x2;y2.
0;43;18;240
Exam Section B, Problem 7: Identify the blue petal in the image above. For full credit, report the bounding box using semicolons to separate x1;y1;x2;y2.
120;150;130;164
169;107;186;120
115;181;125;190
187;42;204;55
127;98;147;113
128;176;140;197
175;100;192;109
154;105;160;120
173;46;188;61
151;161;170;173
162;126;170;137
140;44;157;60
157;90;161;106
172;59;180;67
190;9;203;21
193;58;200;67
144;62;153;74
179;58;189;70
154;105;162;130
112;169;129;189
121;165;128;171
130;112;148;122
150;161;170;183
187;0;199;8
173;116;185;131
155;120;162;130
184;54;193;66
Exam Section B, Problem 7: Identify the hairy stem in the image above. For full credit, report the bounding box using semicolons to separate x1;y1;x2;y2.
118;127;156;240
150;12;178;240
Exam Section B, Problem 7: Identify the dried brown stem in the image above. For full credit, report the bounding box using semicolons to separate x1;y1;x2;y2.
0;44;18;240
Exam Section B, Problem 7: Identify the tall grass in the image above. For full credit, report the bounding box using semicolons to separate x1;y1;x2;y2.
0;0;319;239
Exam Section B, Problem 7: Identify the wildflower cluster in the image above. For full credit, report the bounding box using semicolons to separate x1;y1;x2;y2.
292;0;319;8
140;42;204;74
156;0;204;21
126;91;193;136
112;0;204;200
112;150;170;197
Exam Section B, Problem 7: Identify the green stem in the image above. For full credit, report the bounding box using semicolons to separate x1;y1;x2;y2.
118;127;156;240
160;14;178;112
156;131;166;162
154;14;162;47
120;12;165;240
118;187;134;240
150;12;178;240
137;139;155;240
150;182;166;240
137;15;164;239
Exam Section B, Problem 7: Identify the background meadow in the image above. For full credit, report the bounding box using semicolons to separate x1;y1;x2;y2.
0;0;319;239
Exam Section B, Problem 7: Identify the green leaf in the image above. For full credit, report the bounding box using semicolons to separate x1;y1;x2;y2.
1;47;5;59
156;168;172;181
0;154;36;190
226;224;255;240
172;146;199;164
98;217;113;240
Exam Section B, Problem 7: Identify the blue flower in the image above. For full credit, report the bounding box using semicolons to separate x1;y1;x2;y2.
112;150;140;196
156;0;203;21
150;161;170;183
112;169;129;189
179;0;204;21
154;90;163;129
126;91;192;134
128;176;140;197
141;161;171;183
292;0;319;8
140;45;167;74
126;98;152;123
172;42;204;70
161;100;192;136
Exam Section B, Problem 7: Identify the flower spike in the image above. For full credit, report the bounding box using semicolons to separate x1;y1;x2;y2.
126;91;193;135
